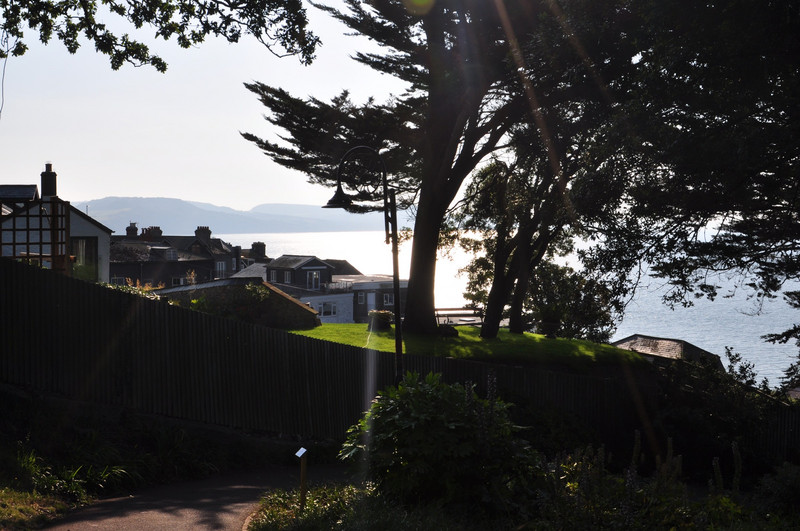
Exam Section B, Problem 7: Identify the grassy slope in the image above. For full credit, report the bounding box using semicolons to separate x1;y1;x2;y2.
292;324;645;371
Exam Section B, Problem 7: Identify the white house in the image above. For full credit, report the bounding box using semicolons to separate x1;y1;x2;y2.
233;258;408;324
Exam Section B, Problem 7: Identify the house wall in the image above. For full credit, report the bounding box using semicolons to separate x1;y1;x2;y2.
353;283;408;323
70;211;111;283
300;292;354;324
1;202;56;259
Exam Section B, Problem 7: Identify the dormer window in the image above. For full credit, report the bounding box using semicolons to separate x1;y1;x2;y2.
166;249;178;261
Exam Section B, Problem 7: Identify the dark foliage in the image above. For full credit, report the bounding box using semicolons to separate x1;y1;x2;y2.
650;354;789;482
340;372;533;514
1;0;318;71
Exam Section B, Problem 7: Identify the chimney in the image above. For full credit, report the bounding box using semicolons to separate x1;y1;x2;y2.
141;226;163;241
41;162;57;198
195;226;211;244
251;241;266;261
126;222;138;238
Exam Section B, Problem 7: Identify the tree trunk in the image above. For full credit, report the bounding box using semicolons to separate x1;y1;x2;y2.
480;234;517;339
480;276;512;338
508;242;532;334
402;196;447;335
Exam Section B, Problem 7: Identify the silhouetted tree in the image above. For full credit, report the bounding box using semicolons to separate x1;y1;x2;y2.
243;0;640;334
583;0;800;351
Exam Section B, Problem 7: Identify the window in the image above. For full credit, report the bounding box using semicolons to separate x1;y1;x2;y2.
383;293;394;306
70;236;98;281
215;261;226;278
269;270;277;282
307;270;320;290
166;249;178;261
357;292;365;304
172;277;186;286
318;302;337;316
111;276;126;285
284;271;292;283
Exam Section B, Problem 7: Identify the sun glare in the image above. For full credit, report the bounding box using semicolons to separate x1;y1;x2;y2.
403;0;435;16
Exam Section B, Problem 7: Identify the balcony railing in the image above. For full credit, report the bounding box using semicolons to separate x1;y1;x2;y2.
323;281;353;293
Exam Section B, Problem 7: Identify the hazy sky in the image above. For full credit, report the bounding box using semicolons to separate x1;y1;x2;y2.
0;2;401;211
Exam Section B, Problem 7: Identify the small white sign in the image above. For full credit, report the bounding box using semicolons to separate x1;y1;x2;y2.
295;447;307;458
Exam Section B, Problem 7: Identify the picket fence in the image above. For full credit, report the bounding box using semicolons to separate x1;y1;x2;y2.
1;258;796;461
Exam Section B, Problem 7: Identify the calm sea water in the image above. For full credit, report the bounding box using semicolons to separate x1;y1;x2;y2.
221;231;799;385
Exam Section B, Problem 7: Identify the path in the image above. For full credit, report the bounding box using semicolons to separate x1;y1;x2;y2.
44;463;350;531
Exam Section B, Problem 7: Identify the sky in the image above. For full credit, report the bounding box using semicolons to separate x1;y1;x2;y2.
0;2;403;212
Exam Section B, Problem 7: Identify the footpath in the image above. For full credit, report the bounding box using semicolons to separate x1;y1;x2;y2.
44;463;350;531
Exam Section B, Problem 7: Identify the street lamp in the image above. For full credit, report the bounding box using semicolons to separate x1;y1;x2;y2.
323;146;404;381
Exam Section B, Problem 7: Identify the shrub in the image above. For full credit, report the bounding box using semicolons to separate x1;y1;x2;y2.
367;310;393;331
753;462;800;518
339;372;530;513
651;355;780;480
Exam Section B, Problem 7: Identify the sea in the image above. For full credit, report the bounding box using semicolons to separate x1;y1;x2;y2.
220;231;799;386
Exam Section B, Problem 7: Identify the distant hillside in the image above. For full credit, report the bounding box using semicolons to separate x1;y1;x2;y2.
73;197;400;235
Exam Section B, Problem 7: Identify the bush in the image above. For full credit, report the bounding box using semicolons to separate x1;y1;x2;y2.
367;310;393;331
651;355;780;480
753;462;800;518
339;372;531;513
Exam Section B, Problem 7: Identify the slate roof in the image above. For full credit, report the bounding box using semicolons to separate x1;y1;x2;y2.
323;259;362;276
111;228;236;262
612;334;724;370
233;263;269;280
268;255;332;269
0;184;39;202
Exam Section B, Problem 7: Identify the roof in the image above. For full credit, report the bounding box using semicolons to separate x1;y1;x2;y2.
612;334;724;370
323;259;362;276
0;184;110;233
110;227;237;262
336;274;409;286
154;276;262;294
268;255;332;270
233;263;268;280
0;184;39;202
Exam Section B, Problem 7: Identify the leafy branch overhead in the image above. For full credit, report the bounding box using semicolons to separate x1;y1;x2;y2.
0;0;319;71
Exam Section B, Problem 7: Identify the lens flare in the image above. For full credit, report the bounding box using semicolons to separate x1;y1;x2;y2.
403;0;435;16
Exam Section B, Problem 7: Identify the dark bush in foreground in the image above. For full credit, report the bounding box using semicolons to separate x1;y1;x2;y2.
339;372;532;513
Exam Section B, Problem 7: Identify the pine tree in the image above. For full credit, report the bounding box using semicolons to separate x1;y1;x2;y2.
243;0;637;334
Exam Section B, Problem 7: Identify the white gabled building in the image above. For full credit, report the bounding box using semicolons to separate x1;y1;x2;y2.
233;257;407;324
1;164;112;282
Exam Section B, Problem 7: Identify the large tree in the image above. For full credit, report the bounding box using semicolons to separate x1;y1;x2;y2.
243;0;637;334
0;0;319;71
584;1;800;344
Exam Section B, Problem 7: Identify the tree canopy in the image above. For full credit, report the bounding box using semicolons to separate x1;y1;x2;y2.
243;0;799;343
584;0;800;337
0;0;319;71
243;0;638;334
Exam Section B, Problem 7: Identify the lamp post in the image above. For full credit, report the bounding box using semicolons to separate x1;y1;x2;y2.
323;146;404;381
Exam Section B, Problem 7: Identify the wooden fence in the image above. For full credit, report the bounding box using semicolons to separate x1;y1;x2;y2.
1;258;796;461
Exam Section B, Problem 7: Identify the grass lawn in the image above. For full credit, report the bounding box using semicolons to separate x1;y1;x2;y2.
291;324;645;371
0;487;70;530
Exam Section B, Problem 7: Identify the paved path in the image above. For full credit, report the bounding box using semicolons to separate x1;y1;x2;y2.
44;464;350;531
